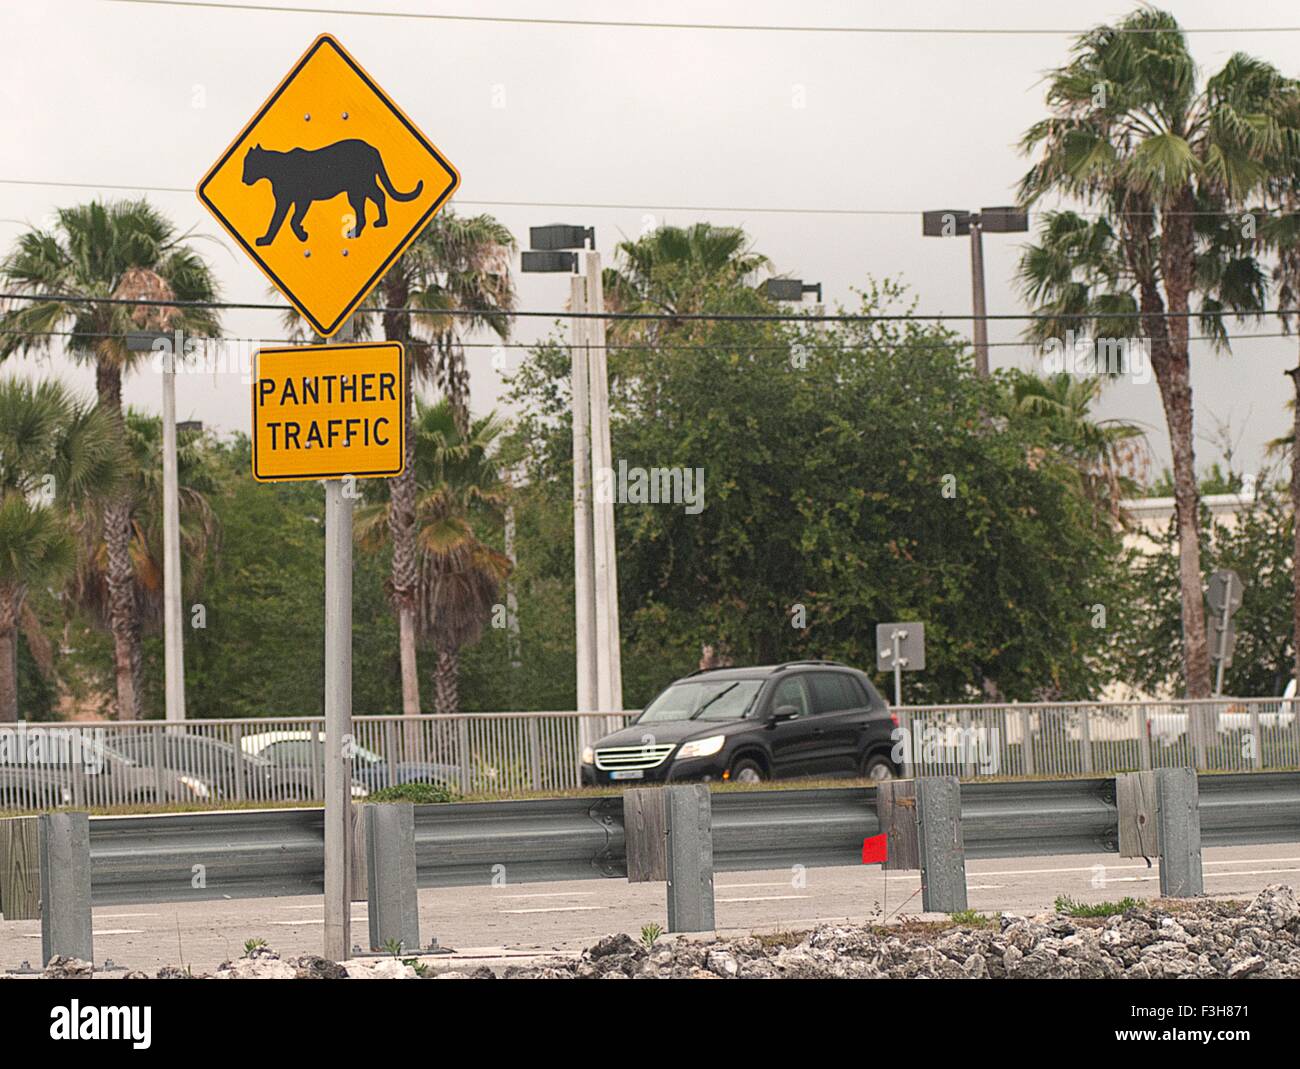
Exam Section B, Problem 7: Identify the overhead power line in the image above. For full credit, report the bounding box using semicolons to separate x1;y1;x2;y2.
101;1;1300;35
2;326;1290;353
3;291;1299;325
2;176;1295;222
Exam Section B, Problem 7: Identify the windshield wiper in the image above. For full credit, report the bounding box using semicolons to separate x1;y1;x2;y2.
691;683;739;719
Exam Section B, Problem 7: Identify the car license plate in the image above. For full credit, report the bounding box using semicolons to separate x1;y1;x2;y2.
609;770;644;780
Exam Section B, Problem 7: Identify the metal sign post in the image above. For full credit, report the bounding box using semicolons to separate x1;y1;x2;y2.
1206;569;1243;698
322;468;354;960
200;33;459;961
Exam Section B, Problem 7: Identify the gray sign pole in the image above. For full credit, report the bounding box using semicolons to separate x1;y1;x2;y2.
323;318;355;962
892;631;903;708
1213;598;1231;697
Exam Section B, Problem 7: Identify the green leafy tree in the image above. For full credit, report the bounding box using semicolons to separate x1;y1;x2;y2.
506;275;1128;703
1115;475;1294;697
182;435;399;718
1017;7;1300;697
0;200;221;717
0;380;121;721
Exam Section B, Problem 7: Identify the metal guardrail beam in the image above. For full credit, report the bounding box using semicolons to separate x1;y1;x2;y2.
48;771;1300;908
2;699;1298;811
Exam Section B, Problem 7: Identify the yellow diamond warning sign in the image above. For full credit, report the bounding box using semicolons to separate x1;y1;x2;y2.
252;342;405;482
198;34;459;338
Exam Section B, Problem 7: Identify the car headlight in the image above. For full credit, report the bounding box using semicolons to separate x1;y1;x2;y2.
676;735;725;760
178;775;211;800
581;746;595;765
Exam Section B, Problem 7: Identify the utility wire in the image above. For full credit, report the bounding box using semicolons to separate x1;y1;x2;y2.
3;326;1290;351
1;176;1293;222
2;291;1297;323
101;1;1300;36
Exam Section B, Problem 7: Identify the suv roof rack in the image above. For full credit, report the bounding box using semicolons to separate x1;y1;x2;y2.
772;660;847;672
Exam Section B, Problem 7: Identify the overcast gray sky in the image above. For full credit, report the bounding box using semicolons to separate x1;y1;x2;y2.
3;0;1300;482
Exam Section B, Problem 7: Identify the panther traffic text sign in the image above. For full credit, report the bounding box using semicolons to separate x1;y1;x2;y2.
252;342;405;482
197;34;459;337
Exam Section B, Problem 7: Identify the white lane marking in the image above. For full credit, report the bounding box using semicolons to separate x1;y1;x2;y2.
492;892;598;900
498;906;606;915
269;919;324;925
27;929;143;937
973;857;1300;878
716;882;795;889
1206;867;1300;878
97;913;159;919
717;895;810;903
966;884;1006;890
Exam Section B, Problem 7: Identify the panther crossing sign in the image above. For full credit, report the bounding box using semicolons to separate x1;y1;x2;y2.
197;33;459;337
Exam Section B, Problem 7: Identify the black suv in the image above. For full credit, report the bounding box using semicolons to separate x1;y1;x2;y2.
580;661;899;786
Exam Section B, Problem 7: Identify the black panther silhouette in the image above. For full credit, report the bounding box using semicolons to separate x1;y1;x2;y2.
241;139;424;247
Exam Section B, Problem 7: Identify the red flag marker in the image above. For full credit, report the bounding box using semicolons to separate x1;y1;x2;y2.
861;833;887;865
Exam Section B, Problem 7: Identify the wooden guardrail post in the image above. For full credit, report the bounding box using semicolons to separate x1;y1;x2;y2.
0;816;40;920
876;779;920;870
1116;771;1158;859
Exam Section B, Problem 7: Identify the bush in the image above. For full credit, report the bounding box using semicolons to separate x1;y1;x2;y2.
366;781;458;805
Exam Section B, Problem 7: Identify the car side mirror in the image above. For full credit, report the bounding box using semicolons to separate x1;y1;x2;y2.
769;704;800;723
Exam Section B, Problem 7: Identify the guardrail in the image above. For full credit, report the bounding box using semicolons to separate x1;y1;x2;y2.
7;770;1294;907
0;698;1297;812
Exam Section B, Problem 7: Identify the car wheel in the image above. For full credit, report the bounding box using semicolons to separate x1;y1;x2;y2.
861;753;896;781
728;756;764;784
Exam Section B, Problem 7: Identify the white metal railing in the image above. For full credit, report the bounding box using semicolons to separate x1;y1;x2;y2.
0;699;1296;811
895;698;1300;778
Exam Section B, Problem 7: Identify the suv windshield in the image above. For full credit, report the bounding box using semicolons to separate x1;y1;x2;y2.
638;679;764;723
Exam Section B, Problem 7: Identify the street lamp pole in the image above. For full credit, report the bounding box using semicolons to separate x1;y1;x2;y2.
968;218;990;379
522;227;611;724
585;251;622;715
921;206;1027;379
128;329;191;724
569;272;598;714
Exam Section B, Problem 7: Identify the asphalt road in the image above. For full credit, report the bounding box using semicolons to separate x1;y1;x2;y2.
3;842;1298;975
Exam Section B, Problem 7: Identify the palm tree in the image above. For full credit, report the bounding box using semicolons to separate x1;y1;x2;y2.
1261;164;1300;694
1017;7;1300;698
356;399;511;715
603;222;770;339
0;200;220;717
1003;371;1149;520
69;411;221;681
279;212;515;717
0;380;122;721
371;212;514;719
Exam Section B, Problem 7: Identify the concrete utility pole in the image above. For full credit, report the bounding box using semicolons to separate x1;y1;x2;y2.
521;226;623;726
323;317;355;963
585;252;623;715
570;276;598;716
161;342;186;723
